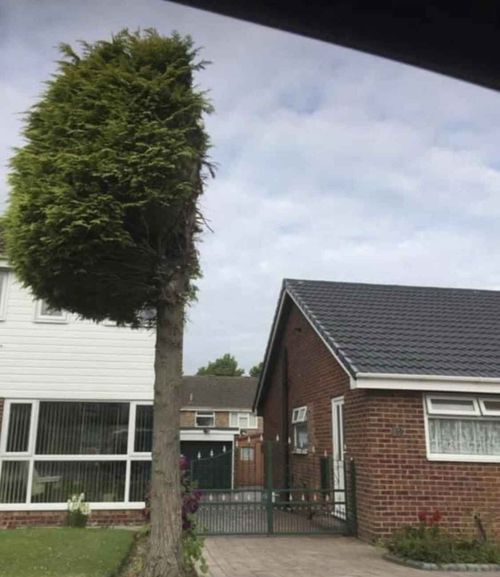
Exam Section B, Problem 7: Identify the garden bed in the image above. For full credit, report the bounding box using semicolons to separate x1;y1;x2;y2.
385;511;500;572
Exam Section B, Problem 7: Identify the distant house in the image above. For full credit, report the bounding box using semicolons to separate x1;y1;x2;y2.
255;279;500;541
0;245;260;527
180;376;262;490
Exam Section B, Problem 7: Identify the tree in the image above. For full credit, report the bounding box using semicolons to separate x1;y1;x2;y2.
249;361;263;377
196;353;245;376
4;30;212;577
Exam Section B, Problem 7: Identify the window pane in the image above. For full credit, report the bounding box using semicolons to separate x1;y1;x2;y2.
429;398;476;413
36;402;129;455
240;447;254;461
482;400;500;414
249;415;258;429
129;461;151;502
6;404;32;452
0;461;28;503
429;418;500;456
239;415;249;429
135;405;153;453
295;422;308;450
196;413;214;427
40;301;64;317
31;461;126;503
229;413;238;428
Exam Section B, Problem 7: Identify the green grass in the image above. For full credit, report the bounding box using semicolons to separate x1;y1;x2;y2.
0;528;135;577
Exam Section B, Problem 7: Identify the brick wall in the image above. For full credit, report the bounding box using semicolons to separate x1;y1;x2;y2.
215;412;229;428
262;302;350;489
0;508;145;529
180;410;234;428
180;410;195;427
349;390;500;541
260;298;500;542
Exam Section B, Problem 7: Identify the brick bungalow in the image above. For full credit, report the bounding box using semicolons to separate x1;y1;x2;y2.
254;279;500;541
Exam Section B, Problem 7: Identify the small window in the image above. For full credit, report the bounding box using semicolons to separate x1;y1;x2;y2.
292;406;307;423
230;412;259;429
292;406;308;453
35;300;68;323
240;447;254;461
426;396;479;416
196;411;215;428
480;399;500;416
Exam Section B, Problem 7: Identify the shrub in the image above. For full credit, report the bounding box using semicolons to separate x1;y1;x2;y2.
386;511;500;565
66;493;91;528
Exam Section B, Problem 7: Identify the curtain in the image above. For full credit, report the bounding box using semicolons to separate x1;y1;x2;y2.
429;418;500;456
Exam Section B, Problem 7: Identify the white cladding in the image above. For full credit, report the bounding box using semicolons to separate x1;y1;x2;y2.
0;261;155;400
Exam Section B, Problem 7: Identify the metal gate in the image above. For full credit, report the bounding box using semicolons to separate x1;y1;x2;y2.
193;440;357;536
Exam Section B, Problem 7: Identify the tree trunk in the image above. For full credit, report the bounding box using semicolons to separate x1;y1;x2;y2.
146;276;185;577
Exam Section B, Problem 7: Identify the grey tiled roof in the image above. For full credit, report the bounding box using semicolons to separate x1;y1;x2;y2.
182;376;258;410
286;279;500;378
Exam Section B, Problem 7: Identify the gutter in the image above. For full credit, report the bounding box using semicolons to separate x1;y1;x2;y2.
354;372;500;393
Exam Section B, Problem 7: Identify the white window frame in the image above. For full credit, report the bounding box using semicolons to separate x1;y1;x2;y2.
0;269;9;321
425;395;480;416
34;300;68;323
479;398;500;417
292;406;307;424
195;411;215;428
424;394;500;463
229;412;258;430
0;399;153;511
291;405;308;454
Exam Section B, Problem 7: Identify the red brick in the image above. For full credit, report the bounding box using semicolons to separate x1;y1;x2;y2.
261;301;500;542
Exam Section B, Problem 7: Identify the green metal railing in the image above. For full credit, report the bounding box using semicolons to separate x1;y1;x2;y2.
194;440;356;536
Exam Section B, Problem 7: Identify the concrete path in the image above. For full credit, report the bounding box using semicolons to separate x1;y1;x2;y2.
204;536;500;577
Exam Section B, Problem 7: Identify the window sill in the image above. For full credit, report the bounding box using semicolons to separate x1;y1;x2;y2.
34;318;68;324
292;448;308;455
0;502;145;512
427;453;500;464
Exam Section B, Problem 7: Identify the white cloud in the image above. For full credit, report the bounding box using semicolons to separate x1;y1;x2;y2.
2;0;500;372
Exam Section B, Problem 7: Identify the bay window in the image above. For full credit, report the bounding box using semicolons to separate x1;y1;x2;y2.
425;395;500;462
0;400;153;507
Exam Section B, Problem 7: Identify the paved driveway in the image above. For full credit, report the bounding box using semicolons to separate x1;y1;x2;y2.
204;536;500;577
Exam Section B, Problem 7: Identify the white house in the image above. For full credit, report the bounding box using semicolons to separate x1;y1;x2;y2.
0;247;259;526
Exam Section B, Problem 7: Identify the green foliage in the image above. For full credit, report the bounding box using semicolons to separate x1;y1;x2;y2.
182;530;207;574
386;524;500;565
5;29;212;325
249;361;263;377
0;528;134;577
197;353;245;376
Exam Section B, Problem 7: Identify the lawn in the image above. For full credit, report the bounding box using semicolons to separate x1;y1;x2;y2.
0;528;135;577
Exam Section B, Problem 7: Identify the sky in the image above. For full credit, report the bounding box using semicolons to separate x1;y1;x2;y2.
3;1;500;374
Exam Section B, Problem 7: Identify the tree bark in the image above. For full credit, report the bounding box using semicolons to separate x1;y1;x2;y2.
146;274;185;577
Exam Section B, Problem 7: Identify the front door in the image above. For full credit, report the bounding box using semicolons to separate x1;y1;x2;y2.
331;396;345;518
